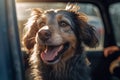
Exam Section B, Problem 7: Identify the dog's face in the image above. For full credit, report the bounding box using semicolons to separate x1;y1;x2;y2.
23;4;98;65
36;10;77;64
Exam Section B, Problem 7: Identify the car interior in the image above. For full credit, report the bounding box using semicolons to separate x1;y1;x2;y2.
0;0;120;80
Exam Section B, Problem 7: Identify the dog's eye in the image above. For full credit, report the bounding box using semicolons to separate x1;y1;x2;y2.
59;21;68;27
39;22;46;27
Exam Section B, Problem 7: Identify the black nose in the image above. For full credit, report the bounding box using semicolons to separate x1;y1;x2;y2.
38;30;51;41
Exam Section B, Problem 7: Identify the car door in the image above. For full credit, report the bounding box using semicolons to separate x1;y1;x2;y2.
0;0;24;80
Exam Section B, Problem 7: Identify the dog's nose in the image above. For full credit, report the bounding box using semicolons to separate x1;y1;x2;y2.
38;30;51;41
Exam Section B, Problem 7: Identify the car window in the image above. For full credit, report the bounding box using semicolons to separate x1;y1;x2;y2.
109;3;120;46
15;2;104;51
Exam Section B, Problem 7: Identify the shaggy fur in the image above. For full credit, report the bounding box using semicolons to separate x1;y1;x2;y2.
23;4;98;80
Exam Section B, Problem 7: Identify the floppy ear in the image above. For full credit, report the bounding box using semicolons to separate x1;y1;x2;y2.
78;15;99;48
22;8;43;51
66;3;99;48
65;3;98;48
80;22;99;48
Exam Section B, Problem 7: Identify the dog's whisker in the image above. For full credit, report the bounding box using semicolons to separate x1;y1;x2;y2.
27;37;35;40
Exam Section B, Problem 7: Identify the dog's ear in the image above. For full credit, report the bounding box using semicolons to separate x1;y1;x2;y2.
80;23;99;48
22;8;43;51
78;15;99;48
66;4;98;48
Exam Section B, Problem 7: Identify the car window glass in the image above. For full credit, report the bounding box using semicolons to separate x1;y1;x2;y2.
15;2;104;51
109;3;120;46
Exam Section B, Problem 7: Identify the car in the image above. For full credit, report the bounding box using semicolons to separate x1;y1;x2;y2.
0;0;120;80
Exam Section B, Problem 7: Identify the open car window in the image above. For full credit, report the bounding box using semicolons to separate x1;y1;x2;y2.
16;2;104;51
109;2;120;46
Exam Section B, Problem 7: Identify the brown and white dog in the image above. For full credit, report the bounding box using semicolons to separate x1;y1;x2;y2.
23;4;98;80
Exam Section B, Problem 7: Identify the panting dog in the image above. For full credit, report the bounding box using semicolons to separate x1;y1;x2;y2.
23;4;98;80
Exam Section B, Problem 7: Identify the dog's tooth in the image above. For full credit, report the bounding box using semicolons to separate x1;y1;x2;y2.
44;48;48;53
57;45;63;52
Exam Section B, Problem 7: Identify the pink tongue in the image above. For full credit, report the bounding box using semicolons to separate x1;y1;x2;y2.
41;45;63;61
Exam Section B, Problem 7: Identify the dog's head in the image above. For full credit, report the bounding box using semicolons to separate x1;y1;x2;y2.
23;4;98;65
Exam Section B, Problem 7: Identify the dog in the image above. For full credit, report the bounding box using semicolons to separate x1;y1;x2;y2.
23;4;98;80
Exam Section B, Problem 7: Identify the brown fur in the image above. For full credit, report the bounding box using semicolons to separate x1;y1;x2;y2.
23;4;98;80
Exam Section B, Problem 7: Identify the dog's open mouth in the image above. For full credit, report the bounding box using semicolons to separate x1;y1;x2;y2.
41;43;69;64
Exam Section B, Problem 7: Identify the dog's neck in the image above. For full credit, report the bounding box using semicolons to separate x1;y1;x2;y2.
38;54;90;80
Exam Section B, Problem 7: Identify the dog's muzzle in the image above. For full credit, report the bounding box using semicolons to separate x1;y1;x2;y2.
38;26;70;64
